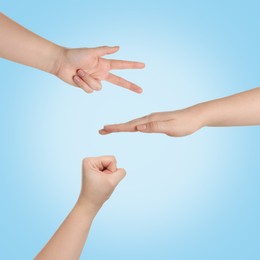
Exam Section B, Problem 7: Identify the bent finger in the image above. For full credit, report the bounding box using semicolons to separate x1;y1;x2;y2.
85;156;117;173
73;75;93;94
77;69;102;91
100;114;157;134
112;168;126;186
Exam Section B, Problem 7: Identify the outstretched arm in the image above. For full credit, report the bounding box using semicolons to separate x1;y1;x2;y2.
0;12;61;74
35;156;126;260
100;87;260;137
0;12;145;93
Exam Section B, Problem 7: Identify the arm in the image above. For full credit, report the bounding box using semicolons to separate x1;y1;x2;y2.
0;12;61;74
99;87;260;137
198;87;260;127
35;156;126;260
0;12;145;93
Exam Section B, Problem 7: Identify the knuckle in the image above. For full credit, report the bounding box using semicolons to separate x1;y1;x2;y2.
149;121;158;129
121;169;127;177
82;157;91;166
111;125;120;131
108;178;116;188
109;155;117;163
99;58;110;72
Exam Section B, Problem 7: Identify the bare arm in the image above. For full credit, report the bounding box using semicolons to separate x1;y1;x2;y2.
34;203;96;260
0;12;61;74
100;87;260;137
200;87;260;127
35;156;126;260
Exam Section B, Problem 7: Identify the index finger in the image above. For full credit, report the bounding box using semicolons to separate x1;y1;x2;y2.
109;59;145;70
99;123;136;134
99;116;151;134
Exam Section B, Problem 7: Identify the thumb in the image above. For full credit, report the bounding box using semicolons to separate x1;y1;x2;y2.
112;168;126;186
94;46;119;56
136;120;171;134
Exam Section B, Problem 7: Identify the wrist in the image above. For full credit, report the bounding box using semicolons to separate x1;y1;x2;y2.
75;196;102;217
188;103;209;129
195;99;223;127
48;44;66;76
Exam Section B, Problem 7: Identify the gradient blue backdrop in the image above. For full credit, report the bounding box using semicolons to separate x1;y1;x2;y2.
1;1;260;259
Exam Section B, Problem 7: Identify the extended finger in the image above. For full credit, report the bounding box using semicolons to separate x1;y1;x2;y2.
73;75;93;94
100;111;169;134
109;59;145;70
93;46;119;56
100;123;138;134
99;116;150;134
136;120;172;134
106;73;143;93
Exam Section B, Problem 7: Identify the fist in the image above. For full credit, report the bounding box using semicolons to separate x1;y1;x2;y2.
79;156;126;209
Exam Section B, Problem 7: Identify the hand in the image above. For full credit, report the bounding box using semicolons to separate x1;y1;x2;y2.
55;46;145;94
78;156;126;211
99;105;206;137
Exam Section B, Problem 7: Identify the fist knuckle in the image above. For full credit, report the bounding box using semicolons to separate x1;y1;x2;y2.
108;178;116;187
82;157;91;166
109;155;117;163
122;170;127;177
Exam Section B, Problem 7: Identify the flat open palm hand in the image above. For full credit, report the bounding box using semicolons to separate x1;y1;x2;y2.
99;107;204;137
56;46;145;93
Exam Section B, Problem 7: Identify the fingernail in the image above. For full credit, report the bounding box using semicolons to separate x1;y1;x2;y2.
96;85;102;91
137;124;146;130
99;130;108;135
77;69;85;77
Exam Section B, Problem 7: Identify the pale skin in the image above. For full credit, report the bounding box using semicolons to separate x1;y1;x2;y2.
35;156;126;260
0;13;145;94
99;87;260;137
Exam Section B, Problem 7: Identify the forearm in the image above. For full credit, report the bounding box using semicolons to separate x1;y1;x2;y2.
35;199;99;260
197;87;260;127
0;12;63;74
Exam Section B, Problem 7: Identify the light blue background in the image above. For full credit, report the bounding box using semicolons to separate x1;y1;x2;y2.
1;1;260;259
